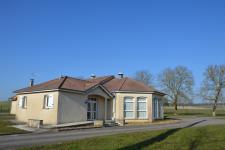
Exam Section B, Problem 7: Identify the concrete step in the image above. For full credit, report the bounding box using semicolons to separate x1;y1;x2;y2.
104;120;116;127
44;121;94;129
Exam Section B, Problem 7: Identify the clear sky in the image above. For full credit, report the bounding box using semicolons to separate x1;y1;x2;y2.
0;0;225;101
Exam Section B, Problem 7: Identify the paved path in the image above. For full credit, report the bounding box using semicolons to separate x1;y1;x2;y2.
1;117;225;150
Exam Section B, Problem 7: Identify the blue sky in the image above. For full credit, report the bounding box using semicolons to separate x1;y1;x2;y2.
0;0;225;101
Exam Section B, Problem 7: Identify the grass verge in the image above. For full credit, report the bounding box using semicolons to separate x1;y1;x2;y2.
0;113;27;135
21;125;225;150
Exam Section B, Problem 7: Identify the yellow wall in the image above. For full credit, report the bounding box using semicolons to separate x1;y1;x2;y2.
14;92;59;125
10;101;17;114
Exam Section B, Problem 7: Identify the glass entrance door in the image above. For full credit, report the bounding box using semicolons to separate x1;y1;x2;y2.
87;98;97;120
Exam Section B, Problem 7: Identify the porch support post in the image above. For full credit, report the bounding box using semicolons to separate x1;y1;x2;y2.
104;98;107;120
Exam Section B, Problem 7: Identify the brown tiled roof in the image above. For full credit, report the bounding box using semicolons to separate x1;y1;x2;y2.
14;76;114;93
60;77;86;91
85;76;114;90
15;75;165;95
14;78;65;93
103;77;161;93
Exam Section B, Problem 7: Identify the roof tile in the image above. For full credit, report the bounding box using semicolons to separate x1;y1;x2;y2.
15;75;165;95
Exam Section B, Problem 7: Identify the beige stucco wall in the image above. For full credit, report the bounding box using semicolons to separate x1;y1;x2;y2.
58;87;112;124
10;101;17;115
57;91;87;124
114;92;163;123
14;91;59;125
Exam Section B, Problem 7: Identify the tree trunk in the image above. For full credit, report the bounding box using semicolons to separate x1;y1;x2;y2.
212;88;221;117
212;99;217;117
174;97;178;115
174;103;178;111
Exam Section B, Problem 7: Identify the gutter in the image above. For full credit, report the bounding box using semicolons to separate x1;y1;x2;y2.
112;90;166;96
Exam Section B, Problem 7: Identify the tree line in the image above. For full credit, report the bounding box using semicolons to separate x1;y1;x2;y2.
134;64;225;116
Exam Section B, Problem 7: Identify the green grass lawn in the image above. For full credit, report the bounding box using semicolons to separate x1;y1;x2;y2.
0;113;27;135
0;101;26;135
21;125;225;150
164;107;225;117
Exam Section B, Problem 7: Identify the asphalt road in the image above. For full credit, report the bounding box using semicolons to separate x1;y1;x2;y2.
1;117;225;150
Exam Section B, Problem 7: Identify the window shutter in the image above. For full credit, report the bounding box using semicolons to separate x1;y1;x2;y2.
43;95;48;108
48;95;54;108
19;97;23;108
43;98;46;108
23;97;27;108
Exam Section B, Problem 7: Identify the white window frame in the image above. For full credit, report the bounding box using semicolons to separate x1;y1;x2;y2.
19;96;27;109
124;97;134;119
43;94;54;109
137;97;147;119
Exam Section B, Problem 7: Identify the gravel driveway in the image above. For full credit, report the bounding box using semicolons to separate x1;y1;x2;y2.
1;117;225;150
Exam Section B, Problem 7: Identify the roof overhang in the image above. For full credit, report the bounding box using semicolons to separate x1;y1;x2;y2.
15;89;59;95
112;90;166;96
15;85;115;98
15;89;85;95
9;96;17;101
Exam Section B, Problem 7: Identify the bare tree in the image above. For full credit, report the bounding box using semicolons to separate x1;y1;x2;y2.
134;70;153;86
200;65;225;116
158;66;194;111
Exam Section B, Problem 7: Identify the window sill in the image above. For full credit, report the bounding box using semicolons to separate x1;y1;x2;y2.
124;118;135;120
43;108;53;109
20;107;27;109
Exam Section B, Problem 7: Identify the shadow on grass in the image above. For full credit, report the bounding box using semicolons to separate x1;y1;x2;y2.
118;120;206;150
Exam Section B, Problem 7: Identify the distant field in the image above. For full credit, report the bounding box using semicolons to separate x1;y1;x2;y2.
164;106;225;117
0;101;10;113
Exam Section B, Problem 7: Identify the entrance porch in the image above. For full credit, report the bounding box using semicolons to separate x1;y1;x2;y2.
86;94;113;121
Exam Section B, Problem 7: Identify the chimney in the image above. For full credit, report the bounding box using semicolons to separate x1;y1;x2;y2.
30;79;34;86
90;74;96;79
118;72;124;79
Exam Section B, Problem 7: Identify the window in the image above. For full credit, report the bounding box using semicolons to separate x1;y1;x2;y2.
137;97;147;119
87;97;97;120
153;97;163;119
43;95;54;109
19;96;27;109
158;99;163;118
124;97;134;119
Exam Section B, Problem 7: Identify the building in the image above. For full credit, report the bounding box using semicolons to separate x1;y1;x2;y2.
10;74;165;125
